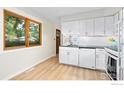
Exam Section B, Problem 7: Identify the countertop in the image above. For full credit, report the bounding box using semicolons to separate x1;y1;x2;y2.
60;45;106;49
79;46;104;49
61;45;79;48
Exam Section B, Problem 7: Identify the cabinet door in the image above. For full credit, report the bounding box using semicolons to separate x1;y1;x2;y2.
79;49;95;69
94;17;104;35
68;48;79;66
69;21;80;35
114;13;119;23
61;21;79;35
59;47;69;64
118;9;123;21
96;49;106;70
86;19;94;36
79;20;86;35
114;13;119;35
59;47;79;66
59;50;68;64
105;16;114;35
114;11;122;36
61;22;70;34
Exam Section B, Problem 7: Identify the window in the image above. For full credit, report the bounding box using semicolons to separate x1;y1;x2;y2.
5;13;26;47
28;20;41;46
4;10;42;50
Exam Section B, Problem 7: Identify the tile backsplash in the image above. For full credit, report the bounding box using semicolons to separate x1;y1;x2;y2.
78;36;114;47
62;34;117;47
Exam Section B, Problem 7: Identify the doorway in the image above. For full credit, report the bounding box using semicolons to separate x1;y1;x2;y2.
56;29;61;55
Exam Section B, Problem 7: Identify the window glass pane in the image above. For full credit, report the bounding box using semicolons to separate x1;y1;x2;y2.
5;15;25;47
29;21;40;45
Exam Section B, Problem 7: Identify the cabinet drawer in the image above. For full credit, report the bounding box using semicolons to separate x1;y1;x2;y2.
96;49;105;52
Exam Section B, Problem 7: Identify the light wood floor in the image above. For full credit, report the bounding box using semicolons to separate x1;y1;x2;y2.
11;57;110;80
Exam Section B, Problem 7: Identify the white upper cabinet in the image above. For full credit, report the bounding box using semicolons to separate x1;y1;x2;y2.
118;9;123;21
69;21;80;35
79;20;86;35
61;16;116;36
105;16;114;35
61;21;79;35
114;10;123;36
114;13;119;23
61;22;70;34
86;19;94;36
114;13;119;35
94;17;104;36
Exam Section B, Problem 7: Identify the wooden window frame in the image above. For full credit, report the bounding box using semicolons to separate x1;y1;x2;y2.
3;9;42;50
27;18;42;47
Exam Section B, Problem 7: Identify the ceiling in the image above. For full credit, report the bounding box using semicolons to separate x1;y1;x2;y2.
17;7;120;28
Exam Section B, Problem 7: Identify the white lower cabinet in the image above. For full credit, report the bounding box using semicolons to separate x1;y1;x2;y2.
59;47;106;70
59;47;79;66
95;49;106;70
79;49;95;69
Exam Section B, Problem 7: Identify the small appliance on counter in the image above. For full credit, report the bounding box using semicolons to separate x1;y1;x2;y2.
61;34;71;46
61;34;79;47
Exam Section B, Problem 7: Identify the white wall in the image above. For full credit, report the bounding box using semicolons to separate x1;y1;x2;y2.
0;7;56;80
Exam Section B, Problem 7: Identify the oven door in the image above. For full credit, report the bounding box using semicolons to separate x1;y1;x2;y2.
105;52;119;80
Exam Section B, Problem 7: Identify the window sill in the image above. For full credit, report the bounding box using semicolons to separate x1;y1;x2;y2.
4;46;26;51
4;44;42;50
2;45;42;54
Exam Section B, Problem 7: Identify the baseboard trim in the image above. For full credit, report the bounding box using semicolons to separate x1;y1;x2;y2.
4;55;55;80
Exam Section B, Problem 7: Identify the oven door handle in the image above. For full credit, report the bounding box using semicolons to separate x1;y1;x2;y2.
105;51;118;60
118;67;124;80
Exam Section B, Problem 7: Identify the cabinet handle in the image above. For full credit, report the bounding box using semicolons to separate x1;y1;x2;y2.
96;54;99;58
69;29;71;33
85;32;88;35
119;68;121;80
122;69;123;80
92;66;95;68
67;52;70;55
120;68;124;80
99;50;104;51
